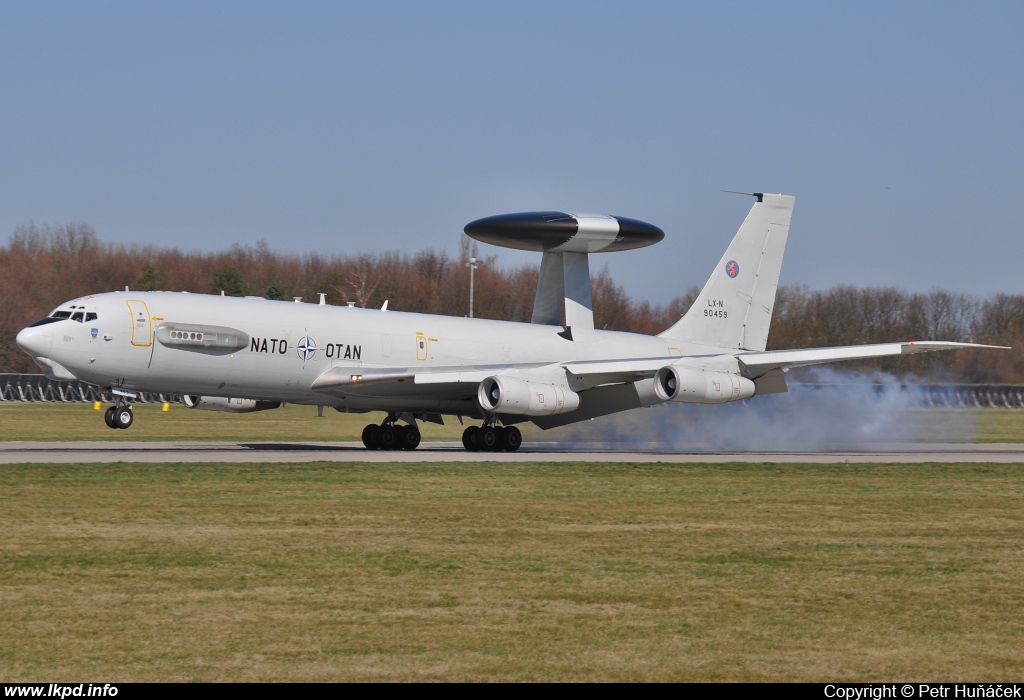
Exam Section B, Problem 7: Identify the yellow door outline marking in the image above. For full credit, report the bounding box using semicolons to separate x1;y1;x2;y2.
126;300;152;347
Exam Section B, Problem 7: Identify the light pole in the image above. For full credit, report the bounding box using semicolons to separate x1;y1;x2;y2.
467;256;479;318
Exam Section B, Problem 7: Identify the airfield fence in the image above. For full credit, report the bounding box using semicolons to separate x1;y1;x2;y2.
0;374;178;404
1;374;1023;408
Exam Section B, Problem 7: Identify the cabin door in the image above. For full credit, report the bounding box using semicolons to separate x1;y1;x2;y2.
126;300;152;347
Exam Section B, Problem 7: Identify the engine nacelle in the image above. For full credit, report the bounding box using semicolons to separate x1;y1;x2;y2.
653;365;756;404
478;376;581;416
181;395;282;413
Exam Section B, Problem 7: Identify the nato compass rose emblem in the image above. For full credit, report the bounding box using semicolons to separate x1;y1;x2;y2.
296;336;317;362
90;328;98;339
725;260;740;278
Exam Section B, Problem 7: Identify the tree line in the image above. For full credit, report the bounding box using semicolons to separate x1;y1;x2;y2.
1;222;1020;382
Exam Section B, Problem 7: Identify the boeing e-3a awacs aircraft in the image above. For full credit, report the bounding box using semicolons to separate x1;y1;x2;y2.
15;193;1001;452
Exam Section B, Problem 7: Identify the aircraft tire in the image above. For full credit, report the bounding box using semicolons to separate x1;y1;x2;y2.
114;407;134;430
104;406;117;429
480;426;498;451
369;426;384;449
399;425;421;450
361;424;378;450
500;425;522;452
378;425;397;450
462;426;480;452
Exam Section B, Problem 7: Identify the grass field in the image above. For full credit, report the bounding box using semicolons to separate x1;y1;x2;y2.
0;402;474;442
1;461;1023;681
0;401;1022;443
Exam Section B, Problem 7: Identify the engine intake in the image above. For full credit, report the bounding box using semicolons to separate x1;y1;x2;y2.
653;365;756;404
181;395;282;413
478;376;580;416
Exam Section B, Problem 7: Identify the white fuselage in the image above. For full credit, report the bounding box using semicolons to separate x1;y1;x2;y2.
21;291;724;414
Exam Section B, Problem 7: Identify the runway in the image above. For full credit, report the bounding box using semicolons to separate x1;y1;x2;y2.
1;441;1023;463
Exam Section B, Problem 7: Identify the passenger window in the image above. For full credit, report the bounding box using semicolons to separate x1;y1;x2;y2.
85;312;98;322
71;312;84;322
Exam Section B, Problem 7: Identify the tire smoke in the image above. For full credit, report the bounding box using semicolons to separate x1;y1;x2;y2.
548;368;976;452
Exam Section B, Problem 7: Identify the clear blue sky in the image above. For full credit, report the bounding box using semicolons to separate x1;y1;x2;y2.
1;1;1021;302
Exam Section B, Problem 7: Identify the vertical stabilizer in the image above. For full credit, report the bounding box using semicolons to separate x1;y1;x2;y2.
659;193;795;351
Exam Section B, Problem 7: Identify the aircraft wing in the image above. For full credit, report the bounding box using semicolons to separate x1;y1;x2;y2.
313;360;669;394
560;341;1007;385
311;365;507;392
313;341;1006;393
734;341;1007;374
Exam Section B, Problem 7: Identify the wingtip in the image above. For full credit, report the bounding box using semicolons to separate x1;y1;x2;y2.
902;341;1011;352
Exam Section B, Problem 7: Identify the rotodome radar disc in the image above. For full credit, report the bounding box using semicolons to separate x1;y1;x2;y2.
464;212;664;253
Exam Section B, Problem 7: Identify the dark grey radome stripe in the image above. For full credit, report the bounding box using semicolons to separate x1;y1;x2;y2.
464;211;663;253
464;212;578;252
604;216;665;251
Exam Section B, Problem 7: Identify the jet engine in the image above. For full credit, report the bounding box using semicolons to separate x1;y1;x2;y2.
653;365;756;404
181;395;282;413
478;376;580;416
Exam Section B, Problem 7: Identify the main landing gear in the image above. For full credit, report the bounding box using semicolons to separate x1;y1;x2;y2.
462;424;522;452
361;417;421;451
102;398;134;430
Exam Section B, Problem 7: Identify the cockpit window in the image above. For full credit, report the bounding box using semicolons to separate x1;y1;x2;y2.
28;317;63;328
85;312;98;322
51;311;72;319
71;312;84;322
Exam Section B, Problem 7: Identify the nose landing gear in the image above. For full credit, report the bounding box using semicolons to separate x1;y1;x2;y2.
103;394;135;430
462;423;522;452
361;415;421;450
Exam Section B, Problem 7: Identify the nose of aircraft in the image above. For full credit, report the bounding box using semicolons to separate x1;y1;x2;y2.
16;324;54;357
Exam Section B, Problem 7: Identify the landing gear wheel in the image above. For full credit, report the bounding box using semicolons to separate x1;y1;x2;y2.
399;425;421;450
104;406;117;429
114;406;134;430
500;425;522;452
480;426;498;451
378;425;397;450
362;423;379;450
462;426;481;452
